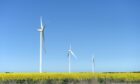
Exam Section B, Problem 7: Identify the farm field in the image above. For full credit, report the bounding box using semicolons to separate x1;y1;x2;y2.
0;72;139;84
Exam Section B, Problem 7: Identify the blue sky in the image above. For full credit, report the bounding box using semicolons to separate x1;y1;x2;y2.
0;0;140;72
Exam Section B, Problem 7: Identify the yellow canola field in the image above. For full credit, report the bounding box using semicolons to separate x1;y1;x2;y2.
0;73;139;82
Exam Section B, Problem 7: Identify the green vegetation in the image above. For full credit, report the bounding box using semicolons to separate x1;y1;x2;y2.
0;72;139;84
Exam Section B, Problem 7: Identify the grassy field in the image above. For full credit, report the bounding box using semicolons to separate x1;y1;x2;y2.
0;72;140;84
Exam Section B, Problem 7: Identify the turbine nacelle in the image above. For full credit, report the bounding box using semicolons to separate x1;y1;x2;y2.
37;28;43;32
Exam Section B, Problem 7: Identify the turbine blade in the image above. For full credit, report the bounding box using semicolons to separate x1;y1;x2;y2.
40;16;43;29
67;52;70;57
92;55;95;73
92;55;95;63
42;26;47;54
69;44;71;50
70;50;77;59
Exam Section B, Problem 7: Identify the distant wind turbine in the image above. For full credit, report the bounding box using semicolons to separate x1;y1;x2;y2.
37;17;46;73
92;55;95;73
67;44;77;73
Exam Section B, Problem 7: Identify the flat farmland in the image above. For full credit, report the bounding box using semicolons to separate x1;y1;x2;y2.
0;72;139;84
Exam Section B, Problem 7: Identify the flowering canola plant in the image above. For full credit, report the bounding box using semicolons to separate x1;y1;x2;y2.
0;72;139;82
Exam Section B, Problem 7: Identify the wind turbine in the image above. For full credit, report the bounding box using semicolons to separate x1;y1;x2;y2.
92;55;95;73
67;44;77;73
37;17;46;73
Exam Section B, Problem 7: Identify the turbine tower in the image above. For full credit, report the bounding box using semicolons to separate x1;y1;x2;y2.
38;17;46;73
92;55;95;73
67;44;77;73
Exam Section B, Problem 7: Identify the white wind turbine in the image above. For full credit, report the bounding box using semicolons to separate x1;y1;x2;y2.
67;45;77;73
37;17;46;73
92;55;95;73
